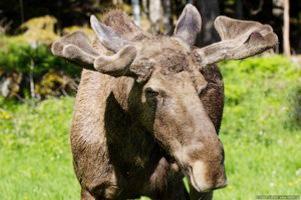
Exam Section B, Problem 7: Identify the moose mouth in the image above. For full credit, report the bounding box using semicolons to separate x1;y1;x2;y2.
160;147;227;192
186;163;227;192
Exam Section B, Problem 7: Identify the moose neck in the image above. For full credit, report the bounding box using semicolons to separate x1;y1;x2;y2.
104;77;163;183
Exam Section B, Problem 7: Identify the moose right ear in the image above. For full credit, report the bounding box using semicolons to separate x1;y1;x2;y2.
173;4;202;47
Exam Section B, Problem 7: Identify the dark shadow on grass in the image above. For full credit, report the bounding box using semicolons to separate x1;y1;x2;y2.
286;85;301;129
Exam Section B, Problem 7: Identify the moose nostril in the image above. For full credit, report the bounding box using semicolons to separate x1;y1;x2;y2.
214;178;228;190
145;87;159;97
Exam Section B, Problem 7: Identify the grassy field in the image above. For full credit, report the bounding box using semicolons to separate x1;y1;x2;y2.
0;56;300;199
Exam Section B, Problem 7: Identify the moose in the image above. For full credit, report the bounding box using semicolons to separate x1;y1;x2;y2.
51;4;277;200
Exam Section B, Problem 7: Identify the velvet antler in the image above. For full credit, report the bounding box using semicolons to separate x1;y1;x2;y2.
194;16;278;67
51;16;137;77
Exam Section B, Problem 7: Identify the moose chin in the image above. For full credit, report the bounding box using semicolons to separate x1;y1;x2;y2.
51;3;277;200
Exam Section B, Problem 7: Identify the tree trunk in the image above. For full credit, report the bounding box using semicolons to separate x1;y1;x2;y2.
283;0;290;56
131;0;140;26
195;0;220;47
162;0;173;34
19;0;24;23
149;0;162;33
236;0;243;19
142;0;148;14
112;0;123;5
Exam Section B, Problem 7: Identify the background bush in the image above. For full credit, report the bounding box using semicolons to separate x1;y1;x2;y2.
0;40;80;98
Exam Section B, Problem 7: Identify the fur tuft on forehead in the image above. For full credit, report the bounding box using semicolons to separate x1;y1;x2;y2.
101;9;147;41
133;36;191;74
156;48;189;74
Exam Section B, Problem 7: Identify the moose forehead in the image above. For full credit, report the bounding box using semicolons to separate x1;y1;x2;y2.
134;37;192;74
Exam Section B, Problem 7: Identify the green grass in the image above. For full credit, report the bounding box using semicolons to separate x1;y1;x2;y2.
0;56;301;199
0;97;80;199
215;56;301;199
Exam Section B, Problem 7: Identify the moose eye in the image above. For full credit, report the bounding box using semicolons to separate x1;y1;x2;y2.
145;87;159;98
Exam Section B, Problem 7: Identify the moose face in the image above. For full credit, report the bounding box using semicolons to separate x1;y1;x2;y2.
51;4;277;193
130;36;226;191
142;69;227;192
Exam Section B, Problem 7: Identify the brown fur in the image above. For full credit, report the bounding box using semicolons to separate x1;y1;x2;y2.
52;5;276;199
70;11;226;198
49;6;278;198
102;9;149;41
72;66;221;200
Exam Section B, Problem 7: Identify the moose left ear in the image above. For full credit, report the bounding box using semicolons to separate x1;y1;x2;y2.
173;4;202;47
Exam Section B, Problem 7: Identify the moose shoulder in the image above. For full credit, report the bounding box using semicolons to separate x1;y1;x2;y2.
51;4;277;200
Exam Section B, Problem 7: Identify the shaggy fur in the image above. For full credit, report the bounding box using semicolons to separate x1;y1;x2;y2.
51;4;277;200
70;12;224;199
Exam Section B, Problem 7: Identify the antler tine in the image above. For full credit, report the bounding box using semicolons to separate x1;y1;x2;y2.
94;45;137;77
51;30;137;77
51;31;98;70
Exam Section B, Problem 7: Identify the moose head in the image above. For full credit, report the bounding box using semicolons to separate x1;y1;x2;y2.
51;4;277;193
